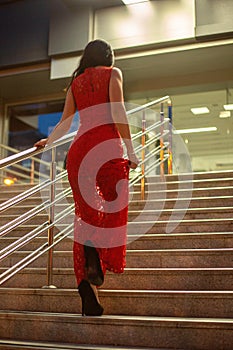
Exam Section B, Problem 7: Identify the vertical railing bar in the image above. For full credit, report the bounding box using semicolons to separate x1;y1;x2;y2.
168;99;173;174
30;158;35;184
160;103;164;176
44;147;57;289
141;110;146;200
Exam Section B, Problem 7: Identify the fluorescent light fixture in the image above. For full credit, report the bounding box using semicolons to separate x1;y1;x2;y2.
175;127;217;134
190;107;210;115
121;0;149;4
224;104;233;111
219;110;231;118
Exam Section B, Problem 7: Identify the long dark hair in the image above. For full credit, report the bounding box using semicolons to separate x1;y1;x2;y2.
68;39;114;88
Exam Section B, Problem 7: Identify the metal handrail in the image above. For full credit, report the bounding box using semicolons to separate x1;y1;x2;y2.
0;203;74;261
0;186;71;238
0;223;73;286
0;171;67;213
0;95;171;170
127;95;170;116
0;143;54;168
0;143;64;185
0;95;172;287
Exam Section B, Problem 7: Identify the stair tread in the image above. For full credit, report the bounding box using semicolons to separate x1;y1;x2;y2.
133;186;233;193
1;287;233;295
0;339;171;350
1;170;233;349
1;310;233;326
128;217;233;224
1;266;233;275
14;217;233;228
12;248;233;253
3;231;233;238
2;206;233;216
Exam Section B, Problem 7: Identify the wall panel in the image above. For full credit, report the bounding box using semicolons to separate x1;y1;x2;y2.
49;0;93;56
195;0;233;38
94;0;195;49
0;0;49;68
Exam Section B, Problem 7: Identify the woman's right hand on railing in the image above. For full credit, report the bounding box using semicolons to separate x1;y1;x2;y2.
34;138;48;148
127;151;140;170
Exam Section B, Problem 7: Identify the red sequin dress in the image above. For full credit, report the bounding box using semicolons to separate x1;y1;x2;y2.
66;66;129;286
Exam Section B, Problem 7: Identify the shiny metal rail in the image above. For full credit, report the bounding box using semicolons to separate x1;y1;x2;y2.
0;96;172;287
0;143;64;183
0;95;171;170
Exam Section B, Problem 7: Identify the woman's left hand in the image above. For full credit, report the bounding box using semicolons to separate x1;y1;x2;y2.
34;138;48;148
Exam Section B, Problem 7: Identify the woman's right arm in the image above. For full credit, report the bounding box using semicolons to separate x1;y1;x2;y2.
109;67;139;169
34;87;76;148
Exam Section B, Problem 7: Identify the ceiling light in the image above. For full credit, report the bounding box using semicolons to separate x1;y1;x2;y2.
219;110;231;118
224;104;233;111
190;107;210;115
121;0;149;5
175;127;217;134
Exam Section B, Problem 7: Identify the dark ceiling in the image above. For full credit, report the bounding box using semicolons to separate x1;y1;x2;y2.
0;0;22;5
0;0;124;9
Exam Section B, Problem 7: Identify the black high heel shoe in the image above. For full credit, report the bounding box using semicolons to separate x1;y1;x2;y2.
84;241;104;287
78;280;104;316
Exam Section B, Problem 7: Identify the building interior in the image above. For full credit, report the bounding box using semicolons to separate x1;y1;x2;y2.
0;0;233;173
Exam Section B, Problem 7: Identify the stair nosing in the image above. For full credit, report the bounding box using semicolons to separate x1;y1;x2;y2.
0;310;233;327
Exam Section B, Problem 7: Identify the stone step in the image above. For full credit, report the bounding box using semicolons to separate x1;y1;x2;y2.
2;232;233;252
0;287;232;319
2;248;233;269
1;194;232;217
128;207;233;221
1;174;232;205
142;177;233;189
0;182;69;192
0;310;232;349
128;218;233;235
0;197;42;206
0;339;157;350
0;185;232;206
0;236;71;251
1;267;233;290
0;196;72;205
1;170;232;192
1;195;232;220
129;232;233;250
132;186;233;200
0;202;73;215
162;170;233;181
130;196;233;209
4;217;233;240
0;288;233;318
1;206;233;226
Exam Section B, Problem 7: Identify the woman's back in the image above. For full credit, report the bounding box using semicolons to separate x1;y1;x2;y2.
71;66;112;111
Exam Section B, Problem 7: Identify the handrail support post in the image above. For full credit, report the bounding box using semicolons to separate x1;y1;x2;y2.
30;158;35;184
141;111;146;200
168;99;173;174
43;147;57;289
160;103;164;176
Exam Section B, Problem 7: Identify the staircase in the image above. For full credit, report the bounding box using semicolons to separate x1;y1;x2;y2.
0;170;233;350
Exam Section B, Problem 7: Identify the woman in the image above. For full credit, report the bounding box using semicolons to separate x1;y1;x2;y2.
35;39;139;316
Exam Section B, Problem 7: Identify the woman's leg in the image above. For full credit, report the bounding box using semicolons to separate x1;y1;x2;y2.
96;159;129;273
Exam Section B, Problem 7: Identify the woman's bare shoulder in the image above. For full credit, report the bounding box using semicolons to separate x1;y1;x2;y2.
111;66;123;80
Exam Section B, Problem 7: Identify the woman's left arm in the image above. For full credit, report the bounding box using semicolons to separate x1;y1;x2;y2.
34;87;76;147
